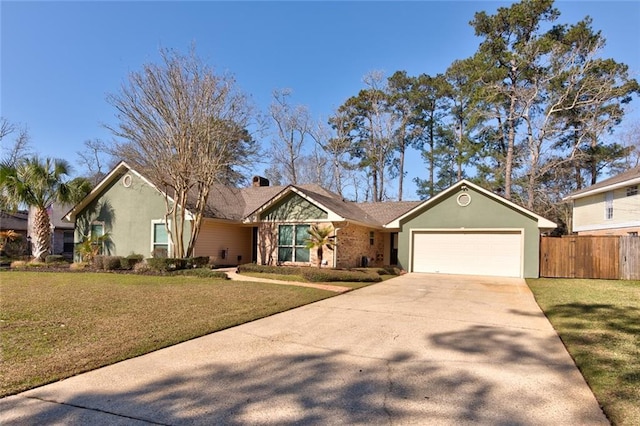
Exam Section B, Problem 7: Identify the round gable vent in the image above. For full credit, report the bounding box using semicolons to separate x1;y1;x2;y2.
457;193;471;207
122;174;132;188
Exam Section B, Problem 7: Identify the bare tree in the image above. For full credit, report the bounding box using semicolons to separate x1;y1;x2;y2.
106;47;257;258
268;89;313;185
0;117;31;166
76;138;112;186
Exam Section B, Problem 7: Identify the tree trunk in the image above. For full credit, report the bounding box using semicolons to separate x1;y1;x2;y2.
32;207;52;262
316;246;323;268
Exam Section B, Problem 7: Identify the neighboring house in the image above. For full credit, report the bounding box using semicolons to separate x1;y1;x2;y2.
65;162;556;278
0;210;28;239
28;203;75;258
564;167;640;236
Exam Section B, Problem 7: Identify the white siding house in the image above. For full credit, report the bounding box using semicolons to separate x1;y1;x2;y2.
564;167;640;236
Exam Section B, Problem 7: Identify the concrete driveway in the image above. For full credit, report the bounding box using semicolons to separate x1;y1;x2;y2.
1;273;608;425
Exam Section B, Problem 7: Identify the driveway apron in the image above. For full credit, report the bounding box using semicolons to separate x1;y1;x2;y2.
1;273;608;425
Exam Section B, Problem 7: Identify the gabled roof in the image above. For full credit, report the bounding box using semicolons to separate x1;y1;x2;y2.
64;161;171;222
358;201;423;226
0;210;28;231
385;179;557;230
563;167;640;200
244;185;420;228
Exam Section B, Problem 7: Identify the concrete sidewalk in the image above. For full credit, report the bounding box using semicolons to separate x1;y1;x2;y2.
1;273;608;425
224;268;351;293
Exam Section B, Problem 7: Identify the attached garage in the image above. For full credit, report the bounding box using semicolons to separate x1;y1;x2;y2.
387;180;557;279
411;230;523;277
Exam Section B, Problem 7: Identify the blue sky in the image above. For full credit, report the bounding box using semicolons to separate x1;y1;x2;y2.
2;1;639;199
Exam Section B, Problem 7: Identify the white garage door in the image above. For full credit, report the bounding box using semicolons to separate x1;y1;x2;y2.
412;231;523;277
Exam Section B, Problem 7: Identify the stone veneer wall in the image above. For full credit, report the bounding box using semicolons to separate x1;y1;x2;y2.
334;222;385;268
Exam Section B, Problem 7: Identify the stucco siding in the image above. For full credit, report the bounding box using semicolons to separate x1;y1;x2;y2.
193;220;252;265
397;187;541;278
74;171;177;257
573;188;640;232
262;193;328;221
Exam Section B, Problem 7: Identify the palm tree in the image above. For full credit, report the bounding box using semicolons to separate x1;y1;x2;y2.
0;157;91;262
305;224;335;268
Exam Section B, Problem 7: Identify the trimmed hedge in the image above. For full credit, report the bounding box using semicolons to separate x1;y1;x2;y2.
171;268;229;279
93;255;105;270
146;257;188;272
302;268;381;283
120;254;144;270
45;255;66;264
102;256;122;271
237;264;304;276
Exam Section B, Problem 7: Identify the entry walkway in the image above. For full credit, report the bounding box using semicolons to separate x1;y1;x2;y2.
223;268;351;293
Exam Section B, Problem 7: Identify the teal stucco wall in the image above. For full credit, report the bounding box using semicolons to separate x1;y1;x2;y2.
74;170;190;258
397;187;541;278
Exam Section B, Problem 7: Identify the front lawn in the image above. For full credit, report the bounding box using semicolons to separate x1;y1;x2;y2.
0;271;334;397
528;278;640;426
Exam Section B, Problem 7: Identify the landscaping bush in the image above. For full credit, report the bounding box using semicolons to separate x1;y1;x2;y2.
70;262;88;270
120;254;144;270
351;267;400;276
185;256;210;269
102;256;122;271
45;255;66;264
237;263;304;276
171;268;229;279
93;255;105;270
302;268;381;283
146;257;188;272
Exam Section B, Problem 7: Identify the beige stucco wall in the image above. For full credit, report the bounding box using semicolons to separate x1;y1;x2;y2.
573;188;640;233
192;219;252;265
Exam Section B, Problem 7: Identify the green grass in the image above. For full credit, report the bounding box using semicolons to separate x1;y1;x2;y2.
0;271;334;397
240;271;308;282
528;278;640;426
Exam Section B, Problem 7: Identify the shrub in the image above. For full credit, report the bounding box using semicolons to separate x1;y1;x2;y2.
102;256;122;271
120;254;144;270
70;262;88;270
237;264;304;276
185;256;210;269
352;267;400;276
133;261;150;273
10;260;27;269
146;257;188;272
171;268;229;279
301;268;381;283
45;255;65;264
93;255;105;270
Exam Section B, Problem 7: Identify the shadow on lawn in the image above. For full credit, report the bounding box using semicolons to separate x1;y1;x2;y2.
543;303;640;386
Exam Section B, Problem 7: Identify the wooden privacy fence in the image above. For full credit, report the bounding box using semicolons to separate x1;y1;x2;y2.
540;235;640;280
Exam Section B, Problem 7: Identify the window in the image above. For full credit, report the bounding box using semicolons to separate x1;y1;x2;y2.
278;224;310;262
628;232;638;237
152;221;169;257
605;191;613;220
90;223;105;255
627;185;638;197
369;231;375;246
63;230;74;253
91;223;104;238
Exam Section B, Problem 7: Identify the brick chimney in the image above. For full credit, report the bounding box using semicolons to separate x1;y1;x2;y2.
252;176;270;187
